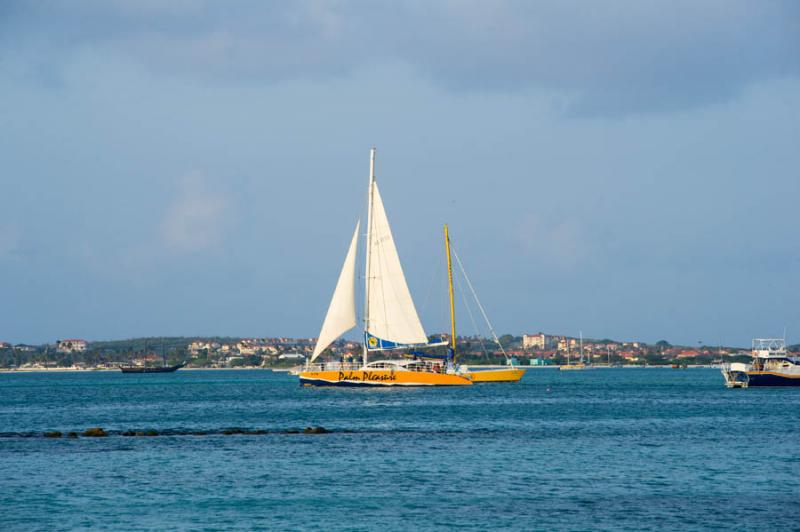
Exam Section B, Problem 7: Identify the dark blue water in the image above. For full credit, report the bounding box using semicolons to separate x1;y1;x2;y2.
1;368;798;530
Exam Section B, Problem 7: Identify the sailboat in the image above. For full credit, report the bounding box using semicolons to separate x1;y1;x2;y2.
119;361;185;373
560;333;586;370
298;148;473;386
120;344;186;373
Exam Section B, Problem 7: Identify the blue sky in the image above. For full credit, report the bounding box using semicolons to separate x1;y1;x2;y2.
1;1;798;346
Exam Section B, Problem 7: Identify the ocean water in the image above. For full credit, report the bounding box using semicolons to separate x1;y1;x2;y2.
1;368;799;531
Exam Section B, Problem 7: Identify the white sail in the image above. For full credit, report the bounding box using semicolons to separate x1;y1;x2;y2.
365;182;428;346
310;220;360;362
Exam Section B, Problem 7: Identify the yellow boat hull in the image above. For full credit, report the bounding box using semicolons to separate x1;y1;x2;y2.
464;368;525;382
298;369;473;386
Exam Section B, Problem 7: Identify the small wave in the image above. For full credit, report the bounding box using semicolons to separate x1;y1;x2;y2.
0;426;334;439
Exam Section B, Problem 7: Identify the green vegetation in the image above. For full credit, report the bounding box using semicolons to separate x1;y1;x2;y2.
0;336;248;369
90;336;241;352
497;335;522;349
0;334;779;370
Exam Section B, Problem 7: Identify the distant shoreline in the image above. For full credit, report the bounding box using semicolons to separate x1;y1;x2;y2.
0;366;279;374
0;364;719;374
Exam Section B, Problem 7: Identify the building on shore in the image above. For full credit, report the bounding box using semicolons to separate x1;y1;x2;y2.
557;337;578;352
14;344;36;352
56;339;87;353
523;333;551;350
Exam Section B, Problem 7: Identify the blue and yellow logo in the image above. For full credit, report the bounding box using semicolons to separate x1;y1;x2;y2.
368;336;378;348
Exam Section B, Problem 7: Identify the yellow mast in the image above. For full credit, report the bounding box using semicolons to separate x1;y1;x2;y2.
444;224;457;362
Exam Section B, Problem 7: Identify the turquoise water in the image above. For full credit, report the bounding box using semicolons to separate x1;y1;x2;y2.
1;368;799;530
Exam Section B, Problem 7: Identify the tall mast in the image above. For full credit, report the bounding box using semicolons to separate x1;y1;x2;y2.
445;224;457;363
363;147;376;367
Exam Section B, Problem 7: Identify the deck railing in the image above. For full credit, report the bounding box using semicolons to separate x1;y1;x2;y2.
302;360;447;373
302;362;362;372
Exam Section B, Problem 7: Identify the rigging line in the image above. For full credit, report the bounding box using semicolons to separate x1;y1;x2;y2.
453;266;488;358
451;245;508;359
356;223;367;328
364;183;375;342
377;236;390;336
418;246;443;316
375;229;403;339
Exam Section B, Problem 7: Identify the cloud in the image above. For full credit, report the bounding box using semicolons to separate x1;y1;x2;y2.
1;1;798;114
401;0;800;115
161;173;229;253
516;214;592;270
0;225;19;259
72;173;230;281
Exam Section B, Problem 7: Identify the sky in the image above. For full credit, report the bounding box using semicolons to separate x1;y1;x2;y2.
1;1;798;347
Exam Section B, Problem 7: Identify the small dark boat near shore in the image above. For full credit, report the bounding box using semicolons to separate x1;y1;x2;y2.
119;362;186;373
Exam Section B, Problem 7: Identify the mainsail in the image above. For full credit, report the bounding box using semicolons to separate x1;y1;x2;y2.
310;220;360;362
365;181;428;347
